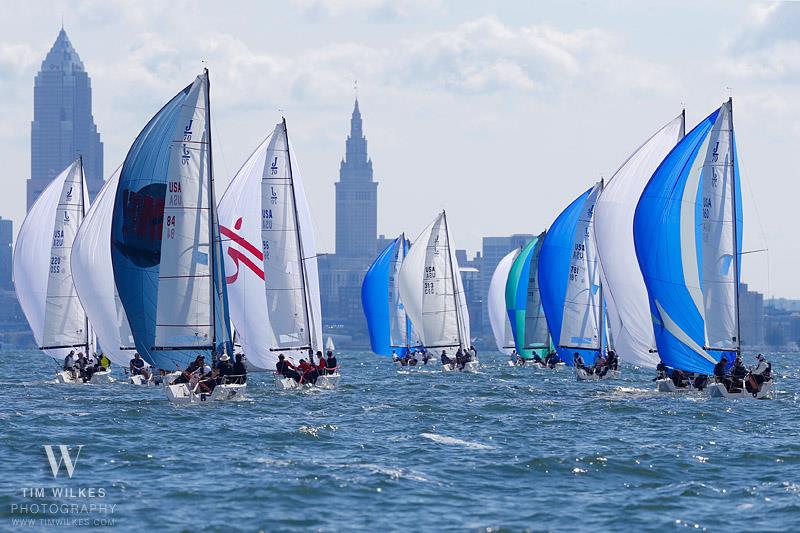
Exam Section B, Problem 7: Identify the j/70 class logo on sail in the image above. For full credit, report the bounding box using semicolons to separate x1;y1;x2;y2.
43;445;83;479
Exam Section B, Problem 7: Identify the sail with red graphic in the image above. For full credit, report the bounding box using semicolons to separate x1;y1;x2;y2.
218;119;322;370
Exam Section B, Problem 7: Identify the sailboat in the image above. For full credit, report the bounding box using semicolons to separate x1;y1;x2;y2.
218;118;335;390
398;211;474;372
14;158;102;383
593;113;685;374
488;247;519;360
505;231;556;367
634;99;769;398
363;234;426;365
110;69;241;403
539;181;617;381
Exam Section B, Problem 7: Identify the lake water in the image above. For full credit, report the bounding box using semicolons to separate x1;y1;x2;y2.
1;350;798;532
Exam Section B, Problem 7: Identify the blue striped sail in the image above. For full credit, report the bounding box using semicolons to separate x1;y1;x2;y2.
362;236;413;356
633;101;742;374
111;72;232;369
538;187;602;366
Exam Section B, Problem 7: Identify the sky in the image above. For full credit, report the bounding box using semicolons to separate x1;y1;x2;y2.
0;0;797;297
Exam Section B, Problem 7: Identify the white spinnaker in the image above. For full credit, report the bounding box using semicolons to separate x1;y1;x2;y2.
389;236;408;348
700;101;738;350
14;160;86;360
72;166;135;367
488;249;518;354
154;79;214;349
219;135;272;368
559;182;602;350
594;114;684;368
399;222;432;347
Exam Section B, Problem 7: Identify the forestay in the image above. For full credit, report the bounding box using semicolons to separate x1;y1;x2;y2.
14;159;90;359
72;166;135;366
593;113;684;369
633;100;742;375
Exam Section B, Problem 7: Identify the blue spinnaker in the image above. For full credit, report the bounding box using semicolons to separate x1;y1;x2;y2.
633;102;742;374
538;188;600;366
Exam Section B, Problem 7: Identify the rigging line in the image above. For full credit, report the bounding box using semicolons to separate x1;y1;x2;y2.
734;137;770;297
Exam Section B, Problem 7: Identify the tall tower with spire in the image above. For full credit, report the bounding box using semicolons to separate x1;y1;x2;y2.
335;99;378;258
28;28;103;210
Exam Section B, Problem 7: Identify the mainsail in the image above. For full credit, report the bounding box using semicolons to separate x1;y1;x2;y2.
72;166;135;366
505;231;549;359
218;119;322;369
362;235;414;356
594;113;685;369
398;211;470;350
539;184;604;365
111;70;232;369
488;248;519;355
14;158;90;359
634;100;742;374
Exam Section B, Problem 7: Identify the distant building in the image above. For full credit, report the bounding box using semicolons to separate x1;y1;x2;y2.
456;250;483;345
335;99;377;259
28;28;103;210
0;217;11;291
739;283;764;347
319;99;380;347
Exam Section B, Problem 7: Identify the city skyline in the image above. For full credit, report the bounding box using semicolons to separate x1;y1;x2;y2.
0;2;797;298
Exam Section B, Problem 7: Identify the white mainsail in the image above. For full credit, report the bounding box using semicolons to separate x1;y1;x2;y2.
594;114;684;368
219;119;322;369
700;101;738;350
72;166;135;366
488;249;518;354
559;181;603;351
398;211;470;350
14;159;90;359
154;78;214;349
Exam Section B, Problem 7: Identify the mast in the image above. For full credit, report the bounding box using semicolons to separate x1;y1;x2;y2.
283;117;314;352
79;155;90;355
441;210;464;348
728;97;742;352
204;68;219;359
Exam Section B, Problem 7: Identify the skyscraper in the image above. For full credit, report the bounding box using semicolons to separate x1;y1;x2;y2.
28;28;103;210
335;99;378;258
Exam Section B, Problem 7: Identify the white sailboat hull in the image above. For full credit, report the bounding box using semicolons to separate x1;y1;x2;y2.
655;378;697;393
55;369;113;384
707;381;773;399
575;368;620;381
165;382;246;404
274;372;340;390
441;361;478;373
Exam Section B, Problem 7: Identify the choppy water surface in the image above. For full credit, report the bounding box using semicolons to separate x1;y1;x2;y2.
1;350;799;532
